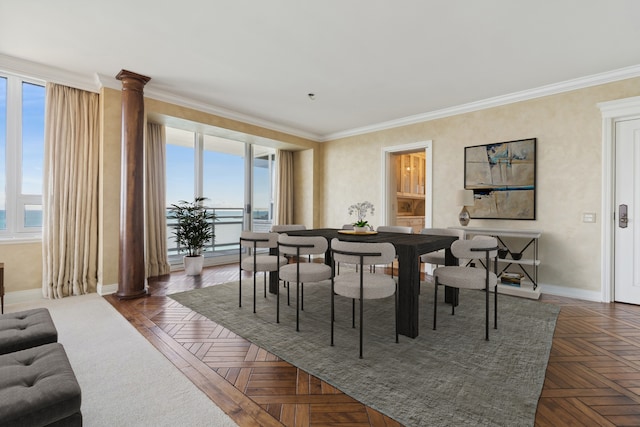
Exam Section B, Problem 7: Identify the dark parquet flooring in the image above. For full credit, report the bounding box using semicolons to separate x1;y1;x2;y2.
104;264;640;426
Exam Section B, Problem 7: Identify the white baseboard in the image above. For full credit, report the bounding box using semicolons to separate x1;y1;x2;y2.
4;288;44;305
538;283;602;302
97;283;118;296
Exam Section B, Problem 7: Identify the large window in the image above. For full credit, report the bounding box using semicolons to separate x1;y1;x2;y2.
165;125;276;265
0;74;44;236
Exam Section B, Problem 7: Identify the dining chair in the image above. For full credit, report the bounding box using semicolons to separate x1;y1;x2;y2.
375;225;413;234
419;228;465;274
239;231;288;315
330;238;398;358
372;225;412;276
432;236;499;340
277;234;332;331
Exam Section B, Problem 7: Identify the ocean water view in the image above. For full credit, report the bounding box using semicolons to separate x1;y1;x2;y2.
0;209;43;229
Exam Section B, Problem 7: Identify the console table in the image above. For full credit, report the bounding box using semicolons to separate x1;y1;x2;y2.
451;227;541;299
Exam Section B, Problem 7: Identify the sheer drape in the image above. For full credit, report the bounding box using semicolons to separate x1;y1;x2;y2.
145;122;170;277
275;150;294;225
42;83;99;298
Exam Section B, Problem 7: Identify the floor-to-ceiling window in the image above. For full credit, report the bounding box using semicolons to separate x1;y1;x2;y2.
165;125;276;266
0;74;45;237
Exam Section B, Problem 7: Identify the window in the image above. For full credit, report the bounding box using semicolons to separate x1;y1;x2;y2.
0;74;45;236
164;124;276;265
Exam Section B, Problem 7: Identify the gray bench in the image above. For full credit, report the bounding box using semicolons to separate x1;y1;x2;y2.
0;342;82;426
0;308;58;355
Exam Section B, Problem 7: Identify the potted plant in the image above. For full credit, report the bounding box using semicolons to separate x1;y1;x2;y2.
348;201;375;232
169;196;216;275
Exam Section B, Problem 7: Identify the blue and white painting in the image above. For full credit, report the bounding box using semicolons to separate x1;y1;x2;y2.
464;138;536;220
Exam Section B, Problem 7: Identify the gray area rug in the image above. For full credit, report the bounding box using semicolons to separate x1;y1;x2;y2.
170;278;559;426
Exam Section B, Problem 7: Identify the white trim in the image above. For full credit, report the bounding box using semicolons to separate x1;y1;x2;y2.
0;53;99;93
598;96;640;303
541;283;602;303
4;288;43;305
4;54;640;143
97;283;118;296
95;72;323;142
381;141;433;228
324;65;640;142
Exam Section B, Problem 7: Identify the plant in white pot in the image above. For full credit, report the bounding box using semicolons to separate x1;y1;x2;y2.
169;196;216;275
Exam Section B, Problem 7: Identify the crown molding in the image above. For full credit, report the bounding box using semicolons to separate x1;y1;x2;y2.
0;53;100;93
321;64;640;142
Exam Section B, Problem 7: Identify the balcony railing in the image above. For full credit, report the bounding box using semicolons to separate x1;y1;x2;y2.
166;207;272;261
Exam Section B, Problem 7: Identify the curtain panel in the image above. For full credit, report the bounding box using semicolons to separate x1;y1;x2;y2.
275;150;294;225
42;83;99;298
145;122;171;277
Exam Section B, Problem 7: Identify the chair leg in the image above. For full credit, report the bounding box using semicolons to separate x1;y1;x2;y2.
494;284;498;330
296;280;300;332
485;284;490;341
330;280;335;346
359;297;364;359
263;272;267;298
276;278;280;323
433;277;438;330
253;272;257;314
239;268;242;308
287;282;290;306
301;283;304;311
352;299;356;328
395;283;399;344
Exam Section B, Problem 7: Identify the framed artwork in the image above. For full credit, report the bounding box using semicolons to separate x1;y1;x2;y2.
464;138;536;220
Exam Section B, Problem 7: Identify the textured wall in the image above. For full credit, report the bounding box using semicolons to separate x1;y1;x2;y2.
320;77;640;294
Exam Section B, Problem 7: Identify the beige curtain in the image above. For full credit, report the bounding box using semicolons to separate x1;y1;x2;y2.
145;122;171;277
275;150;294;225
42;83;99;298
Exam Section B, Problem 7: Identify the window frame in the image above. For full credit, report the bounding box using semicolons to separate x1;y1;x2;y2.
0;72;45;238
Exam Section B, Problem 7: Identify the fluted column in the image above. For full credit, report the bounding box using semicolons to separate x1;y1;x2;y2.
115;70;151;299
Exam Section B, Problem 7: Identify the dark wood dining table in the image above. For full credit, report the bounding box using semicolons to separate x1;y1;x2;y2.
270;228;458;338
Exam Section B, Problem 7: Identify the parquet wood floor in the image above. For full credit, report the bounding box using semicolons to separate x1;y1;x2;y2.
105;264;640;426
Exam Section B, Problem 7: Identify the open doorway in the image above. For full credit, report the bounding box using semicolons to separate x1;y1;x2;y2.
381;141;432;232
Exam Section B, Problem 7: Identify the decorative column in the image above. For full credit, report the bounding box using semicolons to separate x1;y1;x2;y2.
115;70;151;299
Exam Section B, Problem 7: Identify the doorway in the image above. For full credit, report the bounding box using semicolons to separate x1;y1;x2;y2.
599;96;640;303
381;141;432;231
613;117;640;304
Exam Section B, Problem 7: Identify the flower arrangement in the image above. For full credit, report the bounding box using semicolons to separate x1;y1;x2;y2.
348;201;375;228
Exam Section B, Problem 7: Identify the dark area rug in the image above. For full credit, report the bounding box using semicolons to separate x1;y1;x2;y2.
170;279;559;426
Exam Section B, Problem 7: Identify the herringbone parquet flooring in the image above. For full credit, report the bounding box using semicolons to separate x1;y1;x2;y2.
105;264;640;426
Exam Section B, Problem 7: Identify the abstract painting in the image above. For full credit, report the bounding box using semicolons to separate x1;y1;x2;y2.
464;138;536;220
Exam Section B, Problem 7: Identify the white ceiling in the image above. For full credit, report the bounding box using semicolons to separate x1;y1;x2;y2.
1;1;640;141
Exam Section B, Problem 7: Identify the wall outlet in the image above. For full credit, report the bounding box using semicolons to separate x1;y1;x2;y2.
583;212;596;223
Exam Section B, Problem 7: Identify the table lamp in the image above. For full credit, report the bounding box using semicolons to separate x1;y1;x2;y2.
457;189;474;226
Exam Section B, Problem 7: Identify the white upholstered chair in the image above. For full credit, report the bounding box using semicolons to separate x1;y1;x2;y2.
433;236;499;340
419;228;465;272
330;238;398;358
270;224;306;232
372;225;412;276
375;225;413;234
277;234;332;331
239;231;288;315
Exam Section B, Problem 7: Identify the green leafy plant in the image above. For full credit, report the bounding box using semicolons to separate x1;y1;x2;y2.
169;197;216;257
348;201;375;228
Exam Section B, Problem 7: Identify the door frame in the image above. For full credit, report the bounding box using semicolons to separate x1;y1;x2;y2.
599;96;640;302
380;141;433;228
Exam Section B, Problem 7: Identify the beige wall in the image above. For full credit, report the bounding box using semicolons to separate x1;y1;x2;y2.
5;76;639;301
320;77;640;296
0;243;42;294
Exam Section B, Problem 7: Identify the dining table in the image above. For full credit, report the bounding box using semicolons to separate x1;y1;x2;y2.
270;228;458;338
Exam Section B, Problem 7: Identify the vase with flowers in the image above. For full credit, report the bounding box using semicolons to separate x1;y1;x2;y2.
348;201;375;232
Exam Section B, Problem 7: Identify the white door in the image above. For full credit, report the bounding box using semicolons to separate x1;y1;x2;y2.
614;118;640;304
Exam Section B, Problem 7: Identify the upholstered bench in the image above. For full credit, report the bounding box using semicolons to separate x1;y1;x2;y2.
0;308;58;355
0;342;82;426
